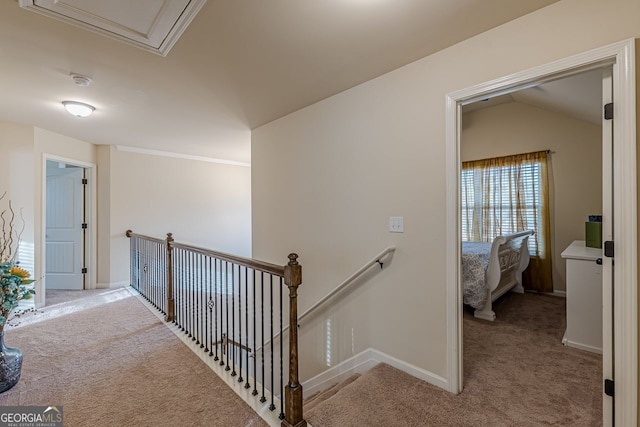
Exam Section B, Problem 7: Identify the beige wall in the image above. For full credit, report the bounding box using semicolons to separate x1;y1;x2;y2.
461;101;602;292
0;122;35;278
107;147;252;286
252;0;640;385
0;126;98;306
0;126;253;305
96;145;112;286
34;128;98;163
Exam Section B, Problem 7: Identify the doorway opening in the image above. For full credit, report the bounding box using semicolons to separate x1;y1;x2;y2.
45;160;85;290
445;39;637;426
41;155;97;306
459;67;607;424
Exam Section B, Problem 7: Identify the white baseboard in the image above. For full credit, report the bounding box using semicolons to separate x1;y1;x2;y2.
562;331;602;355
302;347;448;399
302;349;378;399
96;281;129;289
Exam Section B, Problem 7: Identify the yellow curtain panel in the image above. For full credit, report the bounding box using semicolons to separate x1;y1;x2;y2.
462;150;552;292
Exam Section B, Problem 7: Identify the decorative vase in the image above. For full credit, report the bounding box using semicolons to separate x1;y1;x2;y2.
0;331;22;393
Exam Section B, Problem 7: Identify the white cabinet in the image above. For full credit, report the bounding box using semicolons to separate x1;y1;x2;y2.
561;240;602;354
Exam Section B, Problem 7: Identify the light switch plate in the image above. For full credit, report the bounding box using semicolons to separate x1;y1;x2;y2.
389;216;404;233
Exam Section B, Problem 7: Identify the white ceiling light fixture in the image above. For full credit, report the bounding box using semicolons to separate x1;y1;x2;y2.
62;101;95;118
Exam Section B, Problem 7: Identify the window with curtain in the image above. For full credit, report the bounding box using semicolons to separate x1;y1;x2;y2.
461;150;552;292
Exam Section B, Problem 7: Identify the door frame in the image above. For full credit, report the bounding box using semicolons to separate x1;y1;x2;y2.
45;162;84;290
40;154;97;303
445;39;636;425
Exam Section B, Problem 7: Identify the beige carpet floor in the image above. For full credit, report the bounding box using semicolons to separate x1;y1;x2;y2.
43;288;112;306
1;288;601;426
0;288;267;427
306;292;602;426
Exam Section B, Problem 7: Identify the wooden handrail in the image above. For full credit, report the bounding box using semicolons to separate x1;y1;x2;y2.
297;246;395;325
126;230;165;244
254;246;396;355
126;230;285;276
171;242;285;277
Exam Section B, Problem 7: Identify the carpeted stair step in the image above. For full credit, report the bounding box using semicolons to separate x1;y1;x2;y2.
304;373;361;413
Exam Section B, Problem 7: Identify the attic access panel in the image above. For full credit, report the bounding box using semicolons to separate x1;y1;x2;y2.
19;0;206;56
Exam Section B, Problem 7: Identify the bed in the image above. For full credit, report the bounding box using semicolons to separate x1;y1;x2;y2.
462;230;534;321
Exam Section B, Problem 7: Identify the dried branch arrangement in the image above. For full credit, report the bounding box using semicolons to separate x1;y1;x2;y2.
0;191;25;264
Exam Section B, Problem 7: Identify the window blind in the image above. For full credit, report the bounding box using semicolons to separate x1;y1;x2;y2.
461;159;543;257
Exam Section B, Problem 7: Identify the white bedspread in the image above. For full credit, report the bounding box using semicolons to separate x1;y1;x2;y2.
462;242;492;309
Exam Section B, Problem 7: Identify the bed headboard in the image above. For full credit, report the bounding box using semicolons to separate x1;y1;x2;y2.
485;230;534;292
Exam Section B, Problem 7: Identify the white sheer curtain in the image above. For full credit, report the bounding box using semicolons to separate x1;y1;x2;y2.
461;151;552;292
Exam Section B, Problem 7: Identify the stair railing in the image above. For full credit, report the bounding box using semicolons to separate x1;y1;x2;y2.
126;230;306;427
255;246;396;355
297;246;395;325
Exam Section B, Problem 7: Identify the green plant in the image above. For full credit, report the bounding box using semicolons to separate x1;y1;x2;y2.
0;262;34;329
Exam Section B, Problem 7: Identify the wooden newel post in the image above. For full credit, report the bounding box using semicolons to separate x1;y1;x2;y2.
282;253;306;427
165;233;175;323
126;230;134;290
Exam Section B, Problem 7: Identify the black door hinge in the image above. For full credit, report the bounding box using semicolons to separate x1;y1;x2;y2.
604;241;614;258
82;223;88;229
82;178;88;185
604;103;613;120
81;268;88;274
604;379;614;397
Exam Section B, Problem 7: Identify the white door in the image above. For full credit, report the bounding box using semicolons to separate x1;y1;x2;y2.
46;164;84;290
601;67;613;426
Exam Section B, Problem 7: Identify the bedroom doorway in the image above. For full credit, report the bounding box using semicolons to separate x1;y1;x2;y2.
445;39;636;426
459;68;607;424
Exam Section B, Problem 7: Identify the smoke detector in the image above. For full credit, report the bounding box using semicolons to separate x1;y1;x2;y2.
71;73;92;87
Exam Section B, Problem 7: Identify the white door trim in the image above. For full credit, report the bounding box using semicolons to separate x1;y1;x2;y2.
40;154;98;302
601;67;614;426
445;39;636;425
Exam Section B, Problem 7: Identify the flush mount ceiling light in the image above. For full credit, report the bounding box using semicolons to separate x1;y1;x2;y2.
62;101;95;118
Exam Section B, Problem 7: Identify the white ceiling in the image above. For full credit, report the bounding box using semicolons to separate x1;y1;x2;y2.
463;69;604;125
514;70;603;124
0;0;559;163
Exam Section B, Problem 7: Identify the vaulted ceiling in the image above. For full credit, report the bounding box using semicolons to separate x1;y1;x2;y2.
1;0;559;163
463;69;603;125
